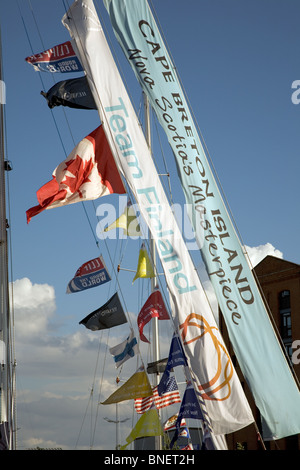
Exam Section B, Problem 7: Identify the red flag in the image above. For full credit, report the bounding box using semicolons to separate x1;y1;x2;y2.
26;125;125;222
137;289;169;343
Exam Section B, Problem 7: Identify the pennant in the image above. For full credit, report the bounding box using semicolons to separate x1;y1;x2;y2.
41;76;96;109
170;383;205;449
109;328;138;368
26;125;125;223
120;407;163;450
137;289;169;343
157;334;187;396
79;292;127;331
104;200;141;237
101;368;152;405
132;243;155;283
67;255;110;294
134;377;181;414
25;41;83;73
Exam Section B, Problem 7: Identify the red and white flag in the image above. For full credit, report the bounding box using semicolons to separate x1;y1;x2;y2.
137;289;169;343
134;377;181;414
26;125;125;222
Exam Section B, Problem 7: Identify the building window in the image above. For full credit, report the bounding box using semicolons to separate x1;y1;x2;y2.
279;290;292;358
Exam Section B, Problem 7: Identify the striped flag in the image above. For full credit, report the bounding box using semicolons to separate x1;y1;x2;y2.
134;377;181;414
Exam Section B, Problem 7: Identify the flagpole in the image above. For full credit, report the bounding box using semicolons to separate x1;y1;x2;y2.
0;26;15;450
143;92;161;450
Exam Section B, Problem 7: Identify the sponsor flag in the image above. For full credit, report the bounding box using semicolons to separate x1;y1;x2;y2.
67;256;110;294
132;243;155;283
101;368;152;405
157;334;187;396
63;0;254;436
120;407;163;450
104;200;142;237
137;288;169;343
79;292;127;331
41;76;96;109
25;40;83;73
104;0;300;440
109;328;138;368
26;125;125;223
134;376;181;414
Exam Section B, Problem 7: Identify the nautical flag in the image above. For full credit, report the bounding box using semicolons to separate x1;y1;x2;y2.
26;125;125;223
79;292;127;331
179;427;190;438
132;243;155;283
25;41;83;73
157;334;187;396
134;376;181;414
104;200;142;237
180;443;193;450
67;256;111;294
170;383;205;448
109;328;138;368
164;413;186;432
101;368;152;405
120;407;163;450
137;289;169;343
41;76;96;109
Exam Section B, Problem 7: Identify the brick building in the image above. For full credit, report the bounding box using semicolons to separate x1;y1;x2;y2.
220;255;300;450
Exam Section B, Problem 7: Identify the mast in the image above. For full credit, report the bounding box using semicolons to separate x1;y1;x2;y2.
0;25;15;450
143;92;161;450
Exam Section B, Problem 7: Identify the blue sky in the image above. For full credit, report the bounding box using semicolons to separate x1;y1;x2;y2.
1;0;299;450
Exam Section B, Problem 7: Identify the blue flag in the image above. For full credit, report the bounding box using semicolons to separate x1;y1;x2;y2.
157;334;187;396
170;383;204;449
67;256;111;293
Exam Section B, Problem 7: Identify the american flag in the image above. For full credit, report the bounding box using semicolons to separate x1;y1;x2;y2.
134;376;181;414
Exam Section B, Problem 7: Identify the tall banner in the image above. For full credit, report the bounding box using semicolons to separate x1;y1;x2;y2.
103;0;300;440
63;0;254;436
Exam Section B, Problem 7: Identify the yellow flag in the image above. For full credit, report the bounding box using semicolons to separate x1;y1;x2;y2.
133;243;155;283
101;368;152;405
120;408;164;449
104;201;141;237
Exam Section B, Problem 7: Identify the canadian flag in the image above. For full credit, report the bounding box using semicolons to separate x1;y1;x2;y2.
26;125;125;222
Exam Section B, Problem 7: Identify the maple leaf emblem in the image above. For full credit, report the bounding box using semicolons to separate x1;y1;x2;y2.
61;154;94;198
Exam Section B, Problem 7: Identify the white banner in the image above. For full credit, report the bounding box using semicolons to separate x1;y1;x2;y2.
63;0;254;435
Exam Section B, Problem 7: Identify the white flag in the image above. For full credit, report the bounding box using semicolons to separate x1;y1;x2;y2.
63;0;254;436
109;329;138;368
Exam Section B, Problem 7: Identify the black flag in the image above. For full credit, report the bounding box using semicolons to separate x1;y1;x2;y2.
79;293;127;331
41;76;96;110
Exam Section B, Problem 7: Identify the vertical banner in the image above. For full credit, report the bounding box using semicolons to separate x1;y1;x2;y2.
103;0;300;440
63;0;254;436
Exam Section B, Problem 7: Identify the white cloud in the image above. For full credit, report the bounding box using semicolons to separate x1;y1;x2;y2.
244;242;283;267
12;277;56;339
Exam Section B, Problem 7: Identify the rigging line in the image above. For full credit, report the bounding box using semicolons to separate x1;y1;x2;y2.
16;0;68;156
28;0;80;148
90;328;111;449
149;1;248;252
20;0;105;254
75;328;106;449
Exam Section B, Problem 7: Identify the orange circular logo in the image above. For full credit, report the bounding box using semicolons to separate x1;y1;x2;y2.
179;313;233;401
